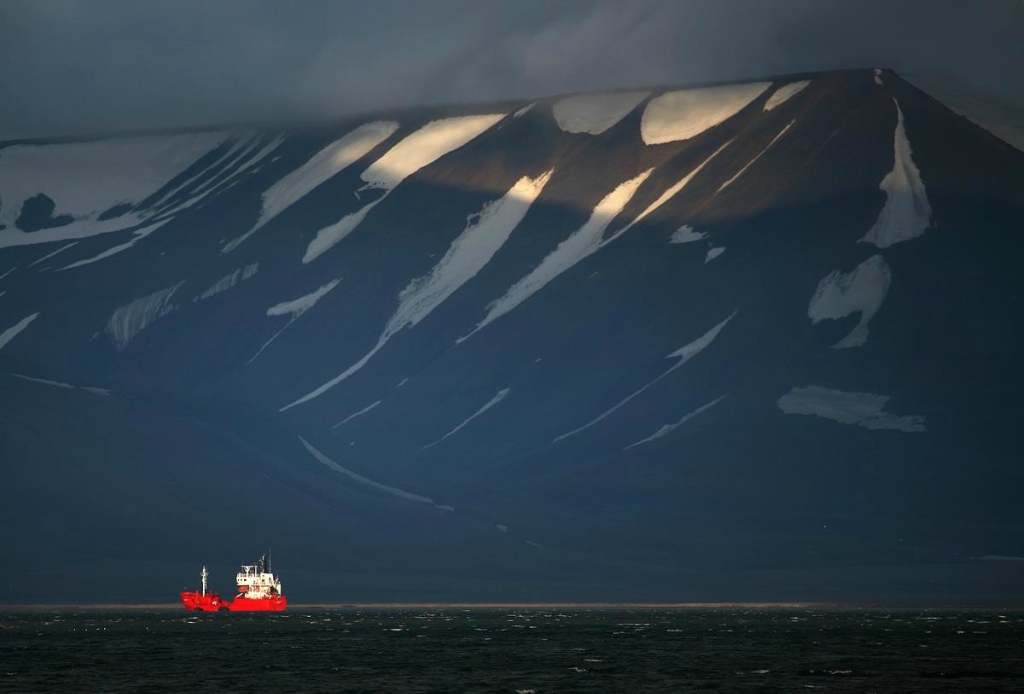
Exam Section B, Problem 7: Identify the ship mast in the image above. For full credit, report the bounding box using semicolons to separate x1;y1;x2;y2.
201;565;208;597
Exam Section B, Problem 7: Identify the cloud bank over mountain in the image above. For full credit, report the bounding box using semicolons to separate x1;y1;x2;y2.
1;0;1021;138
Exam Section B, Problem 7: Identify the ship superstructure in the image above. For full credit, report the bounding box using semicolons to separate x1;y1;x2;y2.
231;552;286;611
179;551;287;612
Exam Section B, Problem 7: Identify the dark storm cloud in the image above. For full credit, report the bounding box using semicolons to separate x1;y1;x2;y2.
1;0;1021;138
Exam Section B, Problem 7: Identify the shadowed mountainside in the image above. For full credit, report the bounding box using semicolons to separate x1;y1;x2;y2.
1;69;1023;603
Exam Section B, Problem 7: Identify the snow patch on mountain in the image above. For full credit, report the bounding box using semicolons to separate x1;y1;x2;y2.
28;241;78;268
424;387;511;448
461;169;653;342
641;82;771;145
764;81;811;111
0;313;39;351
874;69;884;86
625;394;728;449
331;400;382;429
105;282;183;351
303;199;381;263
393;171;553;332
361;114;504;190
303;114;504;263
669;225;707;244
777;386;926;432
299;436;436;505
267;279;340;317
717;120;795;192
860;101;932;248
603;142;730;245
0;266;16;281
282;172;550;408
808;255;891;348
0;133;226;248
705;247;725;263
554;312;736;443
259;121;397;221
552;91;649;135
195;262;259;301
223;122;398;253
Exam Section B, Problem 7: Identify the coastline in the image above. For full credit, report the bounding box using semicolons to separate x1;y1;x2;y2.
3;601;1022;612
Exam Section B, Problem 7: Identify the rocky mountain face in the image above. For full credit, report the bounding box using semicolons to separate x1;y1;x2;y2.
1;68;1022;604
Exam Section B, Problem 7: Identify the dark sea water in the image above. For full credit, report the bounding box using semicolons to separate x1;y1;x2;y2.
2;608;1022;692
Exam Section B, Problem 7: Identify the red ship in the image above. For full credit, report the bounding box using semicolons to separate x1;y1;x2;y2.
180;552;287;612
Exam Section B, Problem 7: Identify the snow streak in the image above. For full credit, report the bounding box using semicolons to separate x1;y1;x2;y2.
717;120;795;192
222;122;398;253
247;279;341;365
331;400;382;429
553;312;736;443
602;141;731;246
149;133;257;211
423;388;511;448
57;221;170;271
196;262;259;301
860;100;931;248
624;394;728;449
27;241;78;268
105;282;183;351
0;313;40;351
303;114;505;264
514;103;536;118
11;373;73;389
281;171;550;409
299;436;436;505
460;169;652;343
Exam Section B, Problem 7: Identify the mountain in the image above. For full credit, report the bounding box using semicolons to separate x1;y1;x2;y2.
1;68;1023;604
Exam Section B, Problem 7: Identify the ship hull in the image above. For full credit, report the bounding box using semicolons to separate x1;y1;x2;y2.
179;591;287;612
180;591;229;612
230;596;287;612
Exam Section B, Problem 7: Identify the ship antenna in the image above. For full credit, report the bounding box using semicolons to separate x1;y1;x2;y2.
268;547;272;574
201;565;208;597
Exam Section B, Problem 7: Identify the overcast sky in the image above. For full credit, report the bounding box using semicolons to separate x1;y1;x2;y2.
1;0;1021;138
